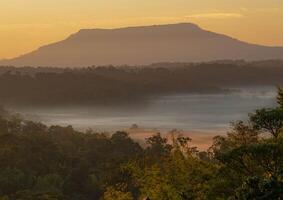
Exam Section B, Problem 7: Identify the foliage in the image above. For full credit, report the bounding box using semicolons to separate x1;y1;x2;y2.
250;108;283;138
278;87;283;108
0;90;283;199
0;64;282;106
103;184;134;200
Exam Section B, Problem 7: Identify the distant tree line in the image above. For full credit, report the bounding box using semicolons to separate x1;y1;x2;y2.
0;89;282;199
0;61;282;106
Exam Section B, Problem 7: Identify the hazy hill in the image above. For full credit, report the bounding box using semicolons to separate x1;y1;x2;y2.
1;23;283;67
0;63;282;106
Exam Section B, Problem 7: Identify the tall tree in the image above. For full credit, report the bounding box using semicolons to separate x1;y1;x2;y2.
278;87;283;108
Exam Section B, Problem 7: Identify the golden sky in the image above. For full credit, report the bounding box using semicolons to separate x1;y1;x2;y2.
0;0;283;59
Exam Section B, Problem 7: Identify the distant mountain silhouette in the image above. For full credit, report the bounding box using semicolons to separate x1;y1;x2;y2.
1;23;283;67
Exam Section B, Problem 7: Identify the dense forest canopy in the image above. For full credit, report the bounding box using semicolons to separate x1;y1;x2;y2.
0;89;282;199
0;60;283;106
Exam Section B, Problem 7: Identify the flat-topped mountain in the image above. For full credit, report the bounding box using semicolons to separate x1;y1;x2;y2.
1;23;283;67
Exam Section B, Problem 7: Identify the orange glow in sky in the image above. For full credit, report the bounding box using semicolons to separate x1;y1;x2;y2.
0;0;283;59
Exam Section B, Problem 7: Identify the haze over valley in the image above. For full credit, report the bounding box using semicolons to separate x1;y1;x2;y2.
1;0;283;198
0;24;282;147
0;61;282;147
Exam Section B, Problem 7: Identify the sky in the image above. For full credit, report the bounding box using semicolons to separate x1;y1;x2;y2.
0;0;283;59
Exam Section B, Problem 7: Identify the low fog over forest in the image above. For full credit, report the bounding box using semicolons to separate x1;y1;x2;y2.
0;60;283;106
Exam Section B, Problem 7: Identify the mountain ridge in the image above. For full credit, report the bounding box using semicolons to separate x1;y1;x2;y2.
1;23;283;67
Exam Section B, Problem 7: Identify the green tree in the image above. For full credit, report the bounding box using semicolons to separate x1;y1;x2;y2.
219;138;283;199
250;108;283;138
145;133;172;163
210;121;260;157
103;184;133;200
277;87;283;108
127;134;216;200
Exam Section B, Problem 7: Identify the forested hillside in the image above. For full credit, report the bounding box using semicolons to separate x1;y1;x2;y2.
0;90;282;199
0;61;282;106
